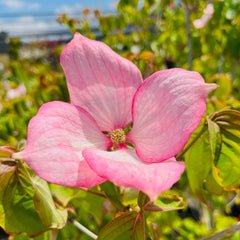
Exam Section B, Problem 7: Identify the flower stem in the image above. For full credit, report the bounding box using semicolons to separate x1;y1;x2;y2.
176;125;207;160
79;187;106;198
72;220;98;239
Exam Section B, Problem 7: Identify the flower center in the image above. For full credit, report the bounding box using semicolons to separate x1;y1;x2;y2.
110;128;126;144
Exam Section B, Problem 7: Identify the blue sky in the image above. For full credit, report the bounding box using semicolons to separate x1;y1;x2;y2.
0;0;116;12
0;0;117;40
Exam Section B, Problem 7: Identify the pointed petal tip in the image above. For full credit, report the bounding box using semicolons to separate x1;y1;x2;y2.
204;83;219;97
147;161;185;202
74;32;83;39
207;83;219;91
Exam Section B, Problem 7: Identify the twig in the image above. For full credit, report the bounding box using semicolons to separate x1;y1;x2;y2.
227;194;239;208
202;222;240;240
73;220;98;239
181;1;193;70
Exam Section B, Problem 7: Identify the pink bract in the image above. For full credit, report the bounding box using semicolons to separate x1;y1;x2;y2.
13;33;218;201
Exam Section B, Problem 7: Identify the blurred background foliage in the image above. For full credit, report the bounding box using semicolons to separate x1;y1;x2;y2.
1;0;240;239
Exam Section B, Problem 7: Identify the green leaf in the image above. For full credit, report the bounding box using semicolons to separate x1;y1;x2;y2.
212;110;240;189
208;75;232;101
97;212;138;240
9;230;57;240
144;0;155;8
70;188;106;226
205;118;224;195
117;0;139;10
207;118;222;162
205;167;223;195
100;181;125;211
17;162;68;229
185;127;211;204
0;161;47;236
0;160;67;237
50;184;79;207
122;188;139;206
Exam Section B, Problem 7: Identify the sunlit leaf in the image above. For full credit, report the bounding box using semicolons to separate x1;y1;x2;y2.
185;126;211;204
208;75;232;101
122;188;139;206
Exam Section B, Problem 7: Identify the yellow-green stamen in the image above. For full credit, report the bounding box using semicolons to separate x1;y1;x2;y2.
110;128;126;144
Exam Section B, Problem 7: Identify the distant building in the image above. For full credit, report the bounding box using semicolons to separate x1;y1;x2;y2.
0;32;8;54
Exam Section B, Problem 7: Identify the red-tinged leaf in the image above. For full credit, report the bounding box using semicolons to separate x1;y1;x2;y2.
142;193;186;212
138;191;186;212
138;191;150;209
132;213;145;240
0;146;16;158
97;212;138;240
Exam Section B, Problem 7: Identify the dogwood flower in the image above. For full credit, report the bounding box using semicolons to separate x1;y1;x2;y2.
193;4;214;29
12;33;217;201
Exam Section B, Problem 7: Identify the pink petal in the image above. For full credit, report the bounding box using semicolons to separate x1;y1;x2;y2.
15;101;112;187
127;68;218;163
60;33;143;132
83;147;185;201
204;4;214;15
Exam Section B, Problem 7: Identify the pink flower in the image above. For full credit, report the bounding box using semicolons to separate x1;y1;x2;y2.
12;33;218;201
5;83;26;100
193;4;214;29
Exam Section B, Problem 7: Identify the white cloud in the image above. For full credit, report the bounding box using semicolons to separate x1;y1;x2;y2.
0;0;40;10
0;0;24;10
55;3;83;16
28;2;40;9
0;16;50;37
5;16;48;34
